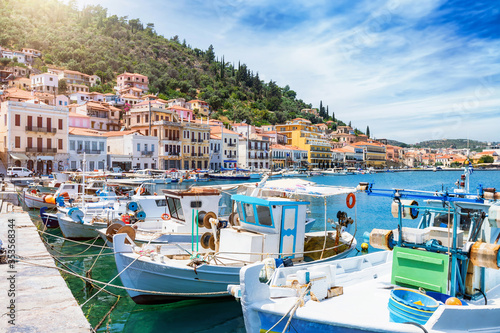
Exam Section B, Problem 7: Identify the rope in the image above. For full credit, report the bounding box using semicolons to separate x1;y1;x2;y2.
15;257;229;296
37;230;112;249
265;283;311;333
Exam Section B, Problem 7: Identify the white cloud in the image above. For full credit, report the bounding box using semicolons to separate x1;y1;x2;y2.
76;0;500;143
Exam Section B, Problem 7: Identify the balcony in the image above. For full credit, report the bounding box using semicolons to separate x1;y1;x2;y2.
26;147;57;153
227;143;237;147
25;126;57;134
77;149;102;154
141;151;153;156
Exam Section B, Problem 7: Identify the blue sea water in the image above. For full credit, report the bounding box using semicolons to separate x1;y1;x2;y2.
33;170;500;332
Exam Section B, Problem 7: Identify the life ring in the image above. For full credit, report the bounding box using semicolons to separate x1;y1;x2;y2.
135;187;145;195
346;193;356;209
161;213;171;220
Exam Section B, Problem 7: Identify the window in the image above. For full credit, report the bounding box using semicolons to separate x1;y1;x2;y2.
136;115;140;123
15;136;20;148
47;138;52;149
243;203;255;223
145;115;148;123
137;143;140;152
256;205;273;226
58;119;63;130
151;145;155;152
166;197;185;221
155;199;167;207
58;139;63;150
27;137;32;148
107;146;110;152
144;144;148;151
99;142;104;152
92;141;97;151
15;114;20;126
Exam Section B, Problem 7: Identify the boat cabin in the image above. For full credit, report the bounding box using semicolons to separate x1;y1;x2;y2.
219;194;309;263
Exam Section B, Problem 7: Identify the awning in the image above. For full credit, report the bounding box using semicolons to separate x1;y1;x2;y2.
109;155;132;162
10;153;29;160
224;160;237;163
37;156;54;161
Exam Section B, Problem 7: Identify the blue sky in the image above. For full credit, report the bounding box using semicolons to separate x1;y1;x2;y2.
76;0;500;144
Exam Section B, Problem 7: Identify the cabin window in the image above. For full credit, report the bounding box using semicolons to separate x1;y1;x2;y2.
155;199;167;207
166;197;184;221
256;205;273;226
243;203;255;223
190;201;202;208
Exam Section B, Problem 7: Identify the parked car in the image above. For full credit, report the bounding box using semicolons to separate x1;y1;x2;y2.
7;167;33;177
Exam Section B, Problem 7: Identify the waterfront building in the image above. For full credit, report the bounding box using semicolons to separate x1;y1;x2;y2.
0;100;69;173
275;118;332;169
209;134;222;171
270;144;308;169
105;130;157;171
353;141;387;168
210;126;239;169
238;135;271;170
68;127;107;171
8;77;31;90
331;145;364;168
181;120;210;170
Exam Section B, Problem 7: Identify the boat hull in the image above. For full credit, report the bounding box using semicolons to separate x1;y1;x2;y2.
57;214;106;240
24;192;56;209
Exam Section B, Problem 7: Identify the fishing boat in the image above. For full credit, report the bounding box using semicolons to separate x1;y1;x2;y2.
231;167;500;333
112;180;358;304
282;169;310;178
23;182;84;209
96;186;222;246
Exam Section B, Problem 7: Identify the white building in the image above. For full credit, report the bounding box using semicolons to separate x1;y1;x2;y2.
209;134;222;171
210;126;239;169
31;73;58;94
105;131;158;171
0;100;69;173
238;136;271;170
68;127;107;171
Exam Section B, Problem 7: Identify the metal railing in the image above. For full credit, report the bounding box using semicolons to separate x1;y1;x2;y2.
26;147;57;153
25;126;57;134
141;151;153;156
77;149;102;154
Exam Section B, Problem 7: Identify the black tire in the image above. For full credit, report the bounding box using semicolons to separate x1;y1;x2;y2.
13;174;18;178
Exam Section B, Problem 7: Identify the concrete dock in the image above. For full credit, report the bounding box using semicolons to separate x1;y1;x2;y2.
0;200;91;332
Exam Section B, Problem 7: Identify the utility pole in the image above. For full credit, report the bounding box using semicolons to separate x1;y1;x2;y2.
148;98;152;135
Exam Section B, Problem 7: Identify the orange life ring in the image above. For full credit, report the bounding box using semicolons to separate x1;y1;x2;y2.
136;187;145;195
161;213;171;220
346;193;356;209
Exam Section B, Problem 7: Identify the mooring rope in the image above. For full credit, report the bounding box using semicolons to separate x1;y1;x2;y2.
265;283;311;333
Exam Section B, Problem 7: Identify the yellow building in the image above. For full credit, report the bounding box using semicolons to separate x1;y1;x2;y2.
276;118;332;169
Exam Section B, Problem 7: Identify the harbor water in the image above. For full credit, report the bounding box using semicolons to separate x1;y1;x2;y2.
28;170;500;332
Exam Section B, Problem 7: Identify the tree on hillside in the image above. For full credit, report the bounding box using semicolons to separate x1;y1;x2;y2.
205;45;215;63
58;79;67;94
366;126;370;138
479;155;494;163
0;58;12;66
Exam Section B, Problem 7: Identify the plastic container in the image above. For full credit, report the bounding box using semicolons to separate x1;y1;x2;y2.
392;227;430;244
388;288;439;325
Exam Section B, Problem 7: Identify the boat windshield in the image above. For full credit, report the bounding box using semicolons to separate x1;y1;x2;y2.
431;208;481;239
166;196;184;221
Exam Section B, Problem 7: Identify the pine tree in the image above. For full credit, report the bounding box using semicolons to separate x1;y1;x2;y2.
326;105;329;119
366;126;370;138
349;121;351;127
319;100;323;117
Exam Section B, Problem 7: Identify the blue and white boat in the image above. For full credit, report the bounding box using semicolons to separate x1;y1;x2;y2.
232;167;500;333
112;180;358;304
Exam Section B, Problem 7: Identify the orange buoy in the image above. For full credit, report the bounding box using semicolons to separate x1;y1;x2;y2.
445;297;462;306
346;193;356;209
161;213;171;220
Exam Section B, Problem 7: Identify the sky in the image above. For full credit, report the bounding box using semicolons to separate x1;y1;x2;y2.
75;0;500;144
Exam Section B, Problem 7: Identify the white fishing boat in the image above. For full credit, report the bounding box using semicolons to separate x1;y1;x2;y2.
231;167;500;333
23;182;84;209
321;168;345;175
112;180;358;304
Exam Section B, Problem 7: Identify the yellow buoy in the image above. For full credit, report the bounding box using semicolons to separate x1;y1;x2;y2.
361;243;369;252
445;297;462;306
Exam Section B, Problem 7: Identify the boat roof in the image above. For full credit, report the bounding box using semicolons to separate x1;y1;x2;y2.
162;187;221;198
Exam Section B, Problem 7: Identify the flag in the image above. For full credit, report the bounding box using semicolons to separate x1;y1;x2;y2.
468;166;473;175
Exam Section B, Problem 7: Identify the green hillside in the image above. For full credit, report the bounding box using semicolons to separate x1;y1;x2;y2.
0;0;334;126
413;139;488;150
